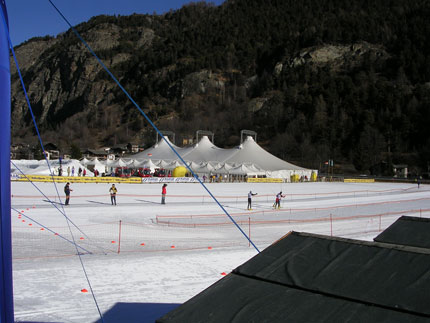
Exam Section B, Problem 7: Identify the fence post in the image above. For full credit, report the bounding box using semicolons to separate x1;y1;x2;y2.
330;213;333;236
248;217;251;247
118;220;122;254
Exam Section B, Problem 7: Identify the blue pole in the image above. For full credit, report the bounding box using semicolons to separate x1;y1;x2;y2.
0;0;14;322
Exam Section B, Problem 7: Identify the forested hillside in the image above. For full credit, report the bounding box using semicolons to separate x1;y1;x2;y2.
10;0;430;175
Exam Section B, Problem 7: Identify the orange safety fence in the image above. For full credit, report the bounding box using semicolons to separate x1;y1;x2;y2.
154;209;429;227
12;209;430;261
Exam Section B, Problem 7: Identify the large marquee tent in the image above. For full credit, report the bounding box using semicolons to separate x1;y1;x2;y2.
132;136;316;180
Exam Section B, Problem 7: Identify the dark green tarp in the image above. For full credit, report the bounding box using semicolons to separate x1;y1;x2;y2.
374;216;430;249
157;232;430;322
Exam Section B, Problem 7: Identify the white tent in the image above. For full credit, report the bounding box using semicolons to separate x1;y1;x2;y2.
228;164;255;175
213;163;234;175
225;136;305;172
104;158;129;168
129;159;145;168
134;137;186;160
189;161;215;175
142;159;158;171
132;135;316;180
93;158;106;174
180;136;236;163
80;157;92;166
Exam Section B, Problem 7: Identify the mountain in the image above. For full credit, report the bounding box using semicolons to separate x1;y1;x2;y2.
10;0;430;175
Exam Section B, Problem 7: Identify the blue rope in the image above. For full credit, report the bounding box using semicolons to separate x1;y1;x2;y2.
5;17;106;323
47;0;261;253
12;208;93;255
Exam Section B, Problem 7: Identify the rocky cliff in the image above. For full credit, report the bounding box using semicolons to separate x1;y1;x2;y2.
8;0;430;174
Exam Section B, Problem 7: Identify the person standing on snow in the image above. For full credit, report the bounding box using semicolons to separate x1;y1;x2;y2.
161;184;167;204
247;190;257;210
274;191;286;209
109;184;117;205
64;182;72;206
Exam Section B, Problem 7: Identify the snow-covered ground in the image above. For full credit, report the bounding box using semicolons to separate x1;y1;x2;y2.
11;180;430;322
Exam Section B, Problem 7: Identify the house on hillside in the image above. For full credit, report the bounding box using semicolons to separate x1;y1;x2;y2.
81;148;110;159
43;143;60;160
126;143;141;154
110;144;129;157
10;143;33;159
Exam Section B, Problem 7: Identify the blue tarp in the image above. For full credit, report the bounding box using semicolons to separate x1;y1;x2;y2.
0;1;14;322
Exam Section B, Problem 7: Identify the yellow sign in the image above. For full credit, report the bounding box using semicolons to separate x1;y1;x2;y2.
344;178;375;183
247;178;283;183
13;175;141;184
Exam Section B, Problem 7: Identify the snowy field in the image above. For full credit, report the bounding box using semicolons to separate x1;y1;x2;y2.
11;180;430;322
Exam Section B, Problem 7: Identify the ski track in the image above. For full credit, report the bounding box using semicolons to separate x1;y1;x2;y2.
11;181;430;322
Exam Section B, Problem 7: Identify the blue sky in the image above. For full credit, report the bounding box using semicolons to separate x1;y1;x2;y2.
5;0;224;46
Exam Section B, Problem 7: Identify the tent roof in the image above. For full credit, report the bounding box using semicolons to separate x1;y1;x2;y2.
133;136;311;174
374;216;430;249
133;137;187;161
157;231;430;322
181;135;237;164
224;136;305;171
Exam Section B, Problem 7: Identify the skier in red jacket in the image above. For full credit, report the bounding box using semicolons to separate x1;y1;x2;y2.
161;184;167;204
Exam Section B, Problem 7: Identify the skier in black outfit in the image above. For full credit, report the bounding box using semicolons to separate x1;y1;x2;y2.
247;191;257;210
64;182;72;205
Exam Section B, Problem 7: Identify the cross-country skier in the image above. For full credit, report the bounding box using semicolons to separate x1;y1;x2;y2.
64;182;72;205
274;191;286;209
247;191;257;210
109;184;117;205
161;184;167;204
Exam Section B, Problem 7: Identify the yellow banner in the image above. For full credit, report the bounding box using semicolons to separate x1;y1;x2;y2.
13;175;141;184
247;178;283;183
344;178;375;183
